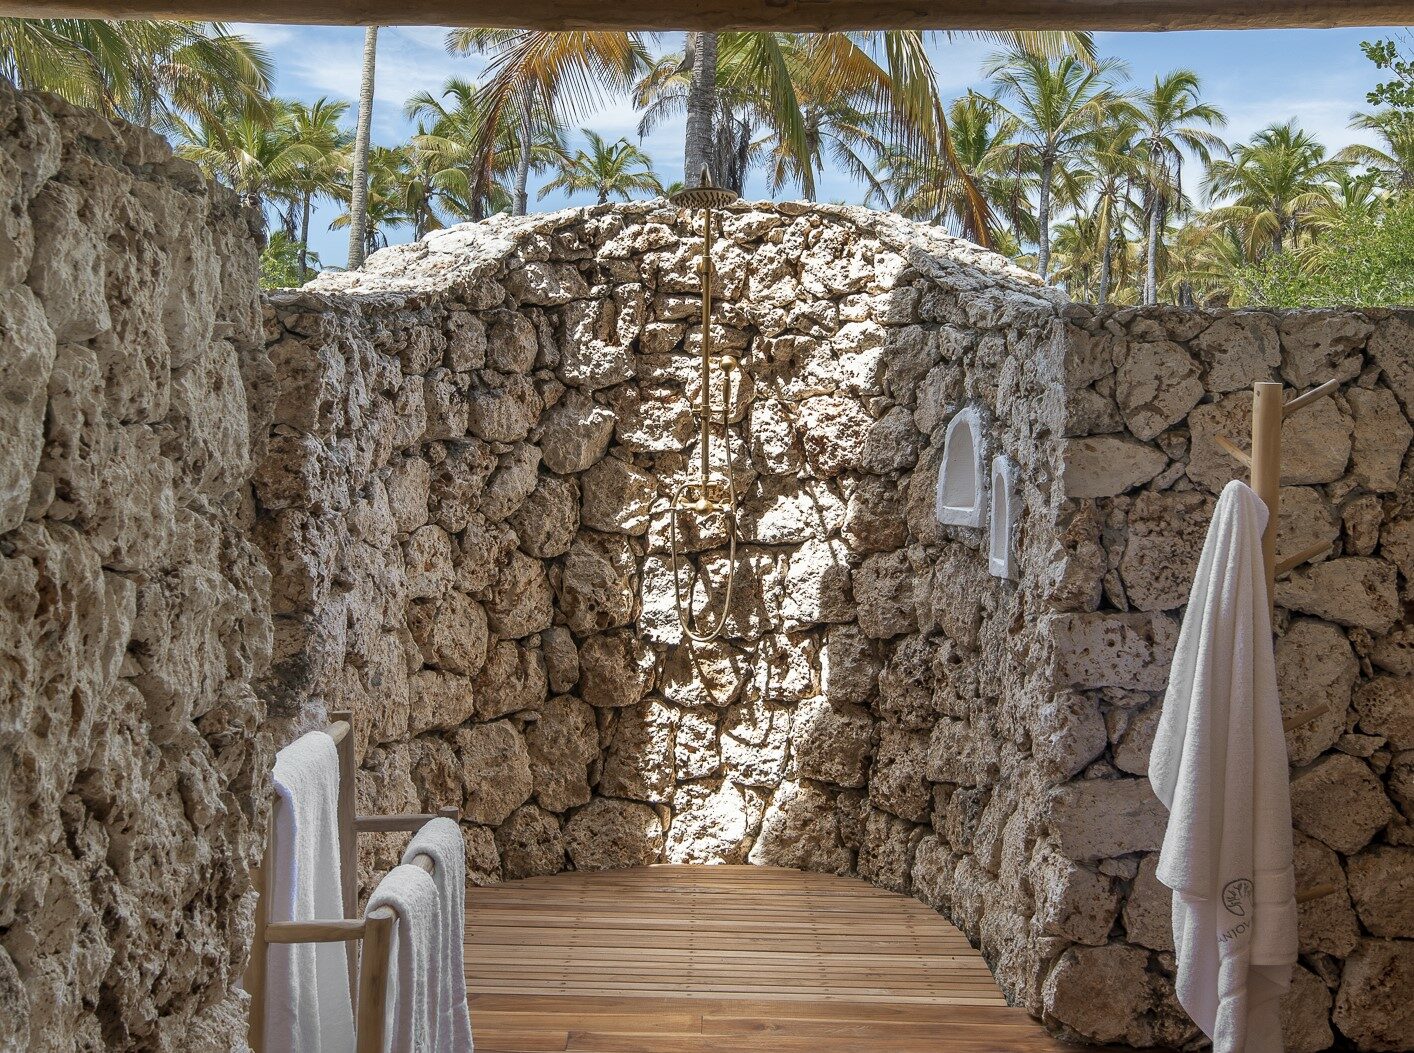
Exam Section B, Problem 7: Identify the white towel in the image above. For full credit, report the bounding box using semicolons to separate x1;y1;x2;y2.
1150;480;1298;1053
365;864;447;1053
402;818;474;1052
268;731;356;1053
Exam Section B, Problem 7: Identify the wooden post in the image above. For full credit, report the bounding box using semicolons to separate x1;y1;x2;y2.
1249;381;1285;615
331;710;359;1005
1225;379;1343;908
356;908;397;1053
245;795;279;1053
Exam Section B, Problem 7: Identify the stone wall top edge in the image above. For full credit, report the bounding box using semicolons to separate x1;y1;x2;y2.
1062;302;1414;326
302;198;1059;304
3;79;253;222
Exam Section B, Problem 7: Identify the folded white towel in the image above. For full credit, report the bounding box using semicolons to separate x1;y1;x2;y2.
402;818;475;1053
268;731;356;1053
1150;480;1298;1053
367;861;462;1053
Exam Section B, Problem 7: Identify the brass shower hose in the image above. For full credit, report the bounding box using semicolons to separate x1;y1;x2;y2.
668;171;741;643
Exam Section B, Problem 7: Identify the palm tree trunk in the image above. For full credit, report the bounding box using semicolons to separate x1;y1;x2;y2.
347;26;379;270
684;31;719;186
514;92;533;216
1144;196;1161;305
1096;197;1112;305
1036;155;1054;281
298;190;312;281
1098;238;1112;305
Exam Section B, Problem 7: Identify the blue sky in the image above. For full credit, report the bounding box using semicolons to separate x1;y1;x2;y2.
232;23;1408;269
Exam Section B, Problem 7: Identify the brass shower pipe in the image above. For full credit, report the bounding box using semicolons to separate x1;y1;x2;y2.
667;169;741;643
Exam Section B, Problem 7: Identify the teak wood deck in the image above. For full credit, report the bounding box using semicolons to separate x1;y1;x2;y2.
464;864;1078;1052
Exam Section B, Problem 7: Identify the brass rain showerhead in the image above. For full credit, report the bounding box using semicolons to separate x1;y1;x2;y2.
669;185;739;210
668;166;739;211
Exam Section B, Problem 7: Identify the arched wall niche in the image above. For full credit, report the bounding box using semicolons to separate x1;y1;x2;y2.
935;405;987;528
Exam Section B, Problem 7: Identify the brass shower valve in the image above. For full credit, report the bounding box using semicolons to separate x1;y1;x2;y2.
672;480;734;514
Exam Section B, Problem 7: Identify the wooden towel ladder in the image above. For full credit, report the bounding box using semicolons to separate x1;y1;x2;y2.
244;709;458;1053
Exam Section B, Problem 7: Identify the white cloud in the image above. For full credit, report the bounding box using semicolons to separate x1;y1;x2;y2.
232;22;297;48
258;26;482;141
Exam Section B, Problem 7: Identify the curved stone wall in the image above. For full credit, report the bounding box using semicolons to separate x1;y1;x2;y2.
260;205;1414;1051
262;204;1067;901
3;76;1407;1048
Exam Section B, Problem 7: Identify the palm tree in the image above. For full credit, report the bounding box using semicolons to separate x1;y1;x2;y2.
0;19;272;132
1049;212;1106;298
876;92;1037;247
446;29;649;216
539;130;663;204
1126;70;1226;303
684;31;720;187
1078;114;1142;303
768;90;888;202
984;48;1127;280
405;77;556;223
346;26;379;270
332;145;414;260
1339;109;1414;191
635;39;784;197
174;101;321;221
646;30;1091;224
1204;121;1347;259
1307;169;1386;231
285;98;351;280
1161;215;1249;306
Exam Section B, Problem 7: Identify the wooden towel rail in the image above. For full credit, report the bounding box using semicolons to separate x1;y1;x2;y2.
245;710;458;1053
1214;379;1342;907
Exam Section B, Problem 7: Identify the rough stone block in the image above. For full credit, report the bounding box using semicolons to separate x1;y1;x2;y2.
1290;753;1394;855
1046;778;1167;861
1047;611;1179;692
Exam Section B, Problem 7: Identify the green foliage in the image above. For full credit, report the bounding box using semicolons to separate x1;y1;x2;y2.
260;231;318;289
538;130;661;204
1229;195;1414;307
9;16;1410;306
1362;37;1414;111
0;19;272;132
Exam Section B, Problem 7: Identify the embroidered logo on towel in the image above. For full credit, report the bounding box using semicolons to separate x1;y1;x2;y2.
1222;878;1254;917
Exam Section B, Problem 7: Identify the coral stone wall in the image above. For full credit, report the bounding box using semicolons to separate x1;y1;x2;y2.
259;204;1071;905
5;86;1410;1051
263;208;1414;1051
0;84;271;1051
1044;306;1414;1052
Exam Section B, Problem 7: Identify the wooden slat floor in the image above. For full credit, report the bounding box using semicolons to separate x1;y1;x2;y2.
464;864;1080;1053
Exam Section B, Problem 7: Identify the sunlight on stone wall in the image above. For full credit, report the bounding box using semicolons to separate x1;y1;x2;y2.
0;82;270;1052
3;73;1408;1049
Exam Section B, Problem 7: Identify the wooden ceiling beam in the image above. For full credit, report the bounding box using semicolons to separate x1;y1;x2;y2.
0;0;1405;31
